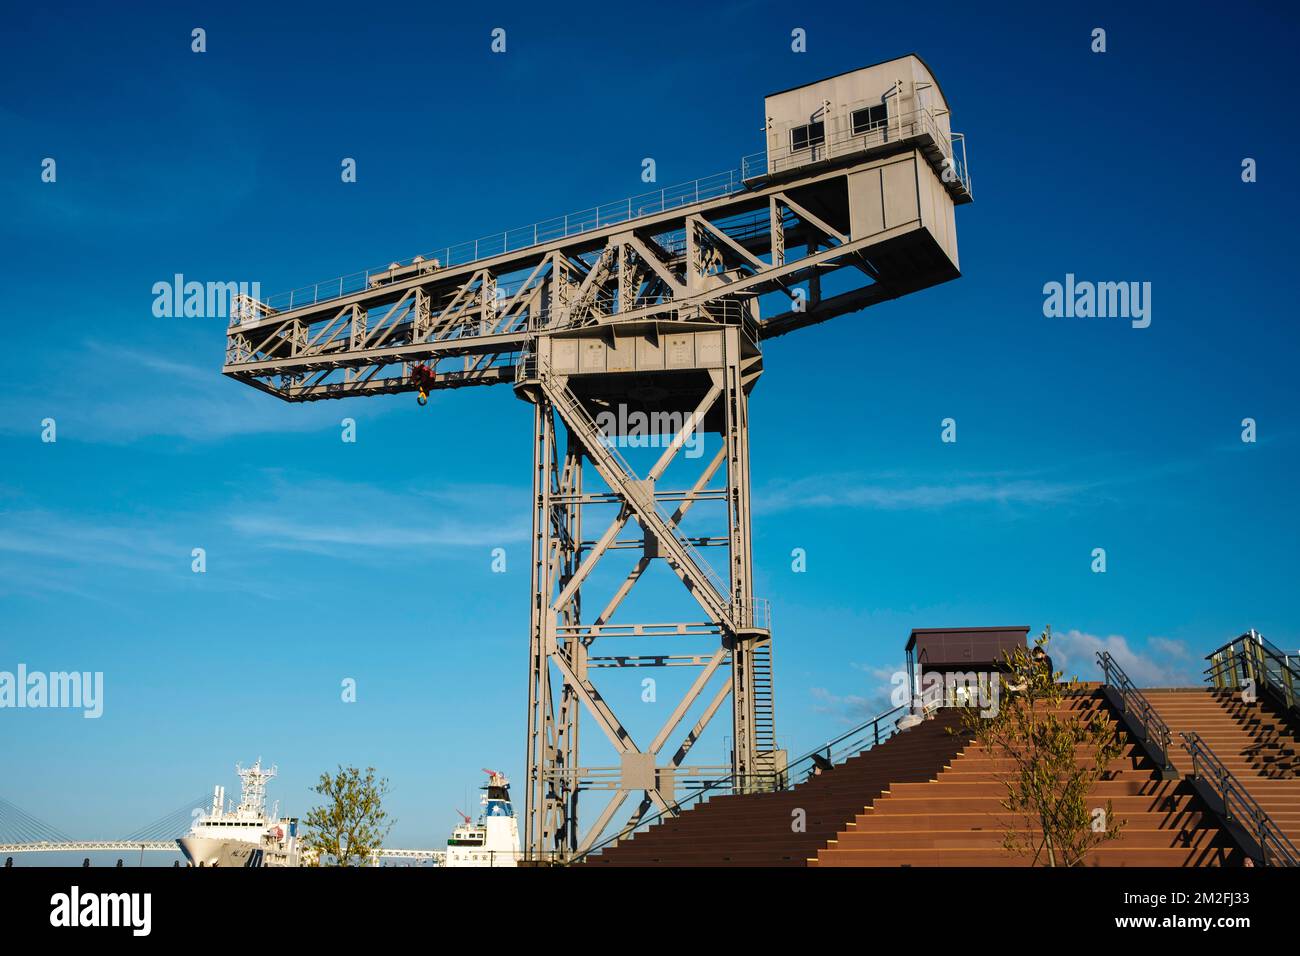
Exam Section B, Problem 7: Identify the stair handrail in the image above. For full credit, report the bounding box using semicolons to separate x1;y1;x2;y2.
1095;651;1175;774
1205;629;1300;714
1180;731;1300;867
568;702;907;865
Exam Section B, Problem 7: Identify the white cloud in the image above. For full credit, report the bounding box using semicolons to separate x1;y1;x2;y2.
226;475;529;555
809;678;899;725
0;342;359;443
0;473;526;602
0;507;291;601
755;472;1087;513
1049;629;1201;688
0;509;180;573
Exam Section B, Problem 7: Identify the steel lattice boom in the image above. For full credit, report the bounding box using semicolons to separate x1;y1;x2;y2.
222;55;971;859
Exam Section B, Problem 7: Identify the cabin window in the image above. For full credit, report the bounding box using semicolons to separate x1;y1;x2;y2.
851;105;888;135
790;121;824;152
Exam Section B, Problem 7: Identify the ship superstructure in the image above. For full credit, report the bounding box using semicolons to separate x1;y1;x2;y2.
440;769;521;867
177;759;300;867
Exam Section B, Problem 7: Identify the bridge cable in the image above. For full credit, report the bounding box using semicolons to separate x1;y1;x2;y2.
120;793;212;843
0;797;74;844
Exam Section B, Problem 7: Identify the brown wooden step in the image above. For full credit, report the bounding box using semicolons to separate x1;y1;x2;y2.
811;845;1241;866
825;827;1228;850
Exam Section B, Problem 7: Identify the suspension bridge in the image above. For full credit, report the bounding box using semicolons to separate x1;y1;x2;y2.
0;794;207;857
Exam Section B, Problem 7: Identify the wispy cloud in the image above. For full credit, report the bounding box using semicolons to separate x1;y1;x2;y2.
82;342;215;385
811;632;1201;727
1049;629;1201;687
0;508;202;605
810;661;906;724
0;474;525;601
0;341;357;443
756;471;1088;514
809;686;880;725
0;509;180;574
225;475;530;556
752;441;1257;516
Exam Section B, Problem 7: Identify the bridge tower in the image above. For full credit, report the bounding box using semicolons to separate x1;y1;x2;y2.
222;54;972;859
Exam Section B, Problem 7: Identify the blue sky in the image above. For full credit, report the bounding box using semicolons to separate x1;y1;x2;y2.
2;0;1298;853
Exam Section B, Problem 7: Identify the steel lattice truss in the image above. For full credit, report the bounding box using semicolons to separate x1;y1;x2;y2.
224;123;970;857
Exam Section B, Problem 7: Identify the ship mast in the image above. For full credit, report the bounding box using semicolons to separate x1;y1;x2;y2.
235;758;277;817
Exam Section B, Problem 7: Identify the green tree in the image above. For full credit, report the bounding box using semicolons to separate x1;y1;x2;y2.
302;765;393;866
958;627;1126;866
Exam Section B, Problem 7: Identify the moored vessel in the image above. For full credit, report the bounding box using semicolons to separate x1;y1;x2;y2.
439;769;520;867
177;759;300;867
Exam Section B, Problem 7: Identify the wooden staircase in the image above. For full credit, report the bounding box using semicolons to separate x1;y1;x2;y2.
1144;687;1300;850
580;713;971;866
812;689;1242;866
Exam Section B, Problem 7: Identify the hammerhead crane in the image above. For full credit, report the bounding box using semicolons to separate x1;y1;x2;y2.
222;54;972;860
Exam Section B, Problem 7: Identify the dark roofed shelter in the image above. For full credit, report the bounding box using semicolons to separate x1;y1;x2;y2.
905;626;1030;702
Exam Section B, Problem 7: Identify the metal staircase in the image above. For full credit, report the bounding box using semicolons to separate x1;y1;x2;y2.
1206;629;1300;716
1097;650;1177;777
1103;649;1300;866
576;703;928;866
1181;731;1299;866
751;640;777;761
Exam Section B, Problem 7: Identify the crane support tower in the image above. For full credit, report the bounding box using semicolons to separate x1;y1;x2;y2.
223;54;972;859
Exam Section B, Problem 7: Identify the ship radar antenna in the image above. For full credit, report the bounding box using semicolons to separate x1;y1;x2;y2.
234;758;278;816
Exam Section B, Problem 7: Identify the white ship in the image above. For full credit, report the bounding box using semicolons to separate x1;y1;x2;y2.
438;769;521;867
177;759;301;867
